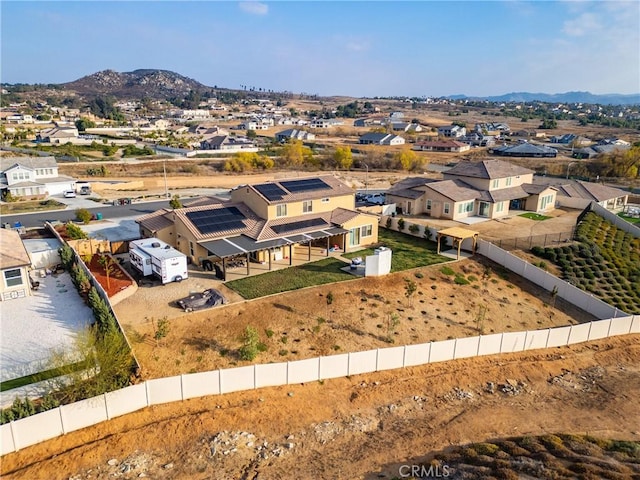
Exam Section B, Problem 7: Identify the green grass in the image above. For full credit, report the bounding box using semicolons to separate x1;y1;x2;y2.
226;257;354;299
226;230;449;300
342;229;449;272
618;212;640;224
0;199;66;215
0;360;89;392
519;212;551;221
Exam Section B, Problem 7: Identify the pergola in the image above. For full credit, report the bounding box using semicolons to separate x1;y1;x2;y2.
436;227;479;260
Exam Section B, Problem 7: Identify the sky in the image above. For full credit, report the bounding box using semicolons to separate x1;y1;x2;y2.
1;1;639;98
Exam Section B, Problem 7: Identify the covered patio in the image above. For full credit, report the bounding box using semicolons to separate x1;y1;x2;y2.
199;227;348;281
436;227;479;260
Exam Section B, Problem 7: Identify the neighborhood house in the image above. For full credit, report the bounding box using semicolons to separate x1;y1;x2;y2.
0;156;76;198
136;176;379;280
0;229;33;301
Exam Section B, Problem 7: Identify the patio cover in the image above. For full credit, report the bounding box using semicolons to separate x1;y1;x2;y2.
201;226;348;259
437;227;479;260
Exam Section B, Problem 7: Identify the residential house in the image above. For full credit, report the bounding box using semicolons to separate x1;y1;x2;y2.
474;123;510;135
0;229;33;301
385;159;557;220
354;117;384;128
437;125;466;138
310;119;343;128
412;140;470;153
390;122;423;133
389;112;404;120
511;129;546;139
490;142;557;158
178;109;211;120
275;129;316;142
5;114;33;124
199;135;256;151
460;132;496;147
359;133;405;146
0;156;76;198
136;176;378;279
555;181;628;212
36;127;79;144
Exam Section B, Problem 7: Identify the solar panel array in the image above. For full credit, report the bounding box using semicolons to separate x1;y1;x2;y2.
186;207;246;235
271;217;328;234
254;183;286;201
280;178;331;193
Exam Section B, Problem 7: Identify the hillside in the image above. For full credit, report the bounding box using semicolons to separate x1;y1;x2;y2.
61;69;211;99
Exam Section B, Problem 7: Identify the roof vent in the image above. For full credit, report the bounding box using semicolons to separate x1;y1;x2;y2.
151;242;161;248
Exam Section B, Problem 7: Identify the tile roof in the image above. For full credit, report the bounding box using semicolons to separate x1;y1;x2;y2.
387;177;436;199
248;175;354;205
556;181;628;202
136;209;174;232
486;185;529;202
424;179;480;202
444;159;534;179
0;229;31;269
522;183;556;195
330;207;361;224
0;156;57;171
491;143;558;156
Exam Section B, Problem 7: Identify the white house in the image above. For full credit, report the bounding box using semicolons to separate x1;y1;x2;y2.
0;229;33;301
438;125;467;138
0;156;76;198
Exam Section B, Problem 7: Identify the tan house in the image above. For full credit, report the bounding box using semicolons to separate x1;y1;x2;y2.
386;159;557;220
0;229;33;301
136;176;378;279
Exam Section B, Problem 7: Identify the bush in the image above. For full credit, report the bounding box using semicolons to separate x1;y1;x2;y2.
397;218;406;231
440;266;455;276
408;224;420;234
238;326;260;361
65;221;88;239
454;275;470;285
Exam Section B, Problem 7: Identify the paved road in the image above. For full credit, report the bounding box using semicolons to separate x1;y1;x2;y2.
2;199;173;228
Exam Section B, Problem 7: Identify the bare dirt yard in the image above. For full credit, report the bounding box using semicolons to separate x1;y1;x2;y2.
2;334;638;479
117;256;596;378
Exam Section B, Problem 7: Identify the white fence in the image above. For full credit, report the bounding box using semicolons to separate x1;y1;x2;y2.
2;315;638;455
3;235;639;456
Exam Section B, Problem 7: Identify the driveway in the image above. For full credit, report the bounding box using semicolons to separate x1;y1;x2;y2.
0;272;93;389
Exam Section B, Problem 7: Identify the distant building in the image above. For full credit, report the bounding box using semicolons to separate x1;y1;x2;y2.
437;125;466;138
0;156;76;198
412;140;470;153
199;135;256;151
490;142;557;158
275;129;316;142
358;133;405;146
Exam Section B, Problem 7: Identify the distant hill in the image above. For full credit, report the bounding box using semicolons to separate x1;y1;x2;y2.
62;69;211;99
450;91;640;106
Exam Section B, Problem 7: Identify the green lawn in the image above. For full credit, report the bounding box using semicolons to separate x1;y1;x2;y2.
519;212;551;221
226;229;450;299
0;199;66;215
343;228;449;272
226;257;354;299
618;212;640;224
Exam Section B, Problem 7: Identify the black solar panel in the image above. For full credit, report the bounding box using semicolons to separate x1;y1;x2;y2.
254;183;286;201
280;178;331;193
272;217;328;234
186;207;246;235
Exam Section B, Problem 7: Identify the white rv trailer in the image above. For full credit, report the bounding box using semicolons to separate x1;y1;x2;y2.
129;238;188;284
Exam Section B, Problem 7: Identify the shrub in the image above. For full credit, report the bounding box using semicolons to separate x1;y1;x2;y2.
454;275;470;285
408;224;420;234
414;272;424;279
385;217;392;228
397;218;406;231
65;222;88;239
238;326;261;361
440;266;455;276
75;208;92;225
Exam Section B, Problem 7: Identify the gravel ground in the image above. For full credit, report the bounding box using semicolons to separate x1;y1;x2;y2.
0;272;93;388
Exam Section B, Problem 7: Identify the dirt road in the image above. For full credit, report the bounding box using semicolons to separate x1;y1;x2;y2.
3;335;638;480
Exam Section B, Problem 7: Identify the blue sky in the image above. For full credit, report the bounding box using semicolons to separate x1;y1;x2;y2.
2;1;639;97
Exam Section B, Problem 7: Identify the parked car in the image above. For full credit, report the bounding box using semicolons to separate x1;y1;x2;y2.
63;190;76;198
365;193;385;205
176;288;227;312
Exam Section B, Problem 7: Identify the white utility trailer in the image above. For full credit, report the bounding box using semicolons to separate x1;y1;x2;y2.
129;238;188;284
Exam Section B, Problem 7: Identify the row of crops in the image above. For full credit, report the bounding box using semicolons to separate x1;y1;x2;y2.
531;212;640;314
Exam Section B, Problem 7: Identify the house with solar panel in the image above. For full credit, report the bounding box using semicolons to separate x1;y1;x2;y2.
385;159;557;221
135;176;379;280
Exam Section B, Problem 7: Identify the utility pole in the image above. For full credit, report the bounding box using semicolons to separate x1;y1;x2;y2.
163;158;169;198
363;162;369;196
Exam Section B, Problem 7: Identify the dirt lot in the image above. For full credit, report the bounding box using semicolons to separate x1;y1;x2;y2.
2;334;638;479
114;256;596;379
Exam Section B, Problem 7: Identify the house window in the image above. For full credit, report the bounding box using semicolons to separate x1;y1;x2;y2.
276;204;287;217
303;200;313;213
189;241;195;256
492;179;499;188
12;173;18;180
506;177;512;186
496;202;504;213
349;227;361;246
426;199;432;211
443;203;450;214
457;201;474;214
321;198;330;203
361;224;373;237
4;269;23;288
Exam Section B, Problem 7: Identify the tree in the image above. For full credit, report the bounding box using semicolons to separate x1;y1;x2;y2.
75;208;92;225
394;148;421;171
246;129;257;139
98;254;118;290
75;118;96;132
333;146;353;170
238;326;261;361
169;194;183;209
280;139;312;167
404;278;417;306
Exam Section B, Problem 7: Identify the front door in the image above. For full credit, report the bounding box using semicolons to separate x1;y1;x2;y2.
479;202;490;217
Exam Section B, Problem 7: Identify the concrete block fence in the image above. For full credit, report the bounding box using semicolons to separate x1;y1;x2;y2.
2;314;637;455
3;234;639;456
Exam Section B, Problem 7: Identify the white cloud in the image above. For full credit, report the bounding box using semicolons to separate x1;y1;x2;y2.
238;2;268;15
563;12;601;36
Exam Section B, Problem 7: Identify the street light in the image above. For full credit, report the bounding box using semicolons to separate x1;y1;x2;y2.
566;161;577;180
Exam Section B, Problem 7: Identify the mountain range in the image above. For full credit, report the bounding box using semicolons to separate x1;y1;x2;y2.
5;69;639;106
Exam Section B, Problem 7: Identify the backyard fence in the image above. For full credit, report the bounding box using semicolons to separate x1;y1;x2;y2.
4;225;637;456
491;230;576;251
2;314;638;455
